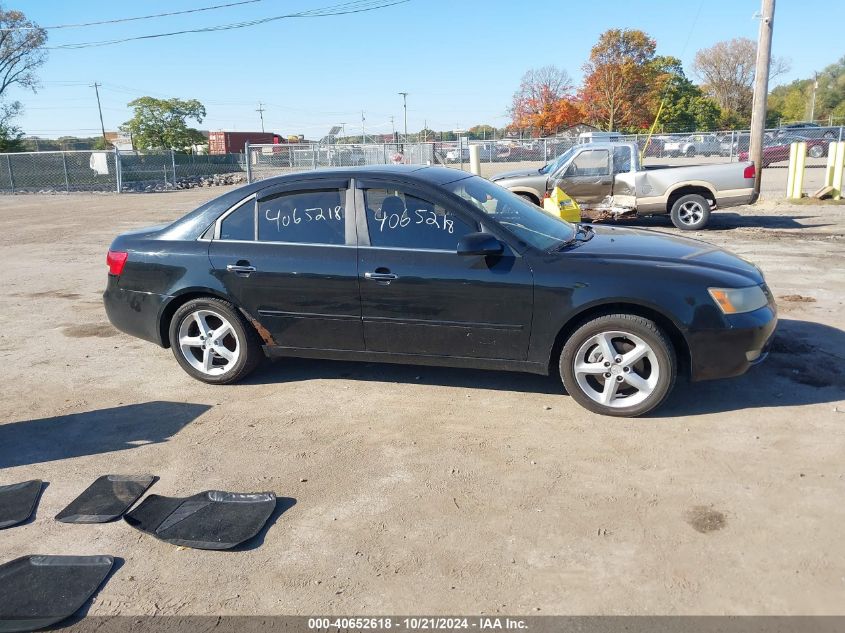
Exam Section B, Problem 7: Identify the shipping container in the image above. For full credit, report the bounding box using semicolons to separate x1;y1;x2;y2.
207;131;280;154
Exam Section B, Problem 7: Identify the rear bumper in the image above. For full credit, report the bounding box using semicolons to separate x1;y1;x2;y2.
687;305;777;382
103;276;170;347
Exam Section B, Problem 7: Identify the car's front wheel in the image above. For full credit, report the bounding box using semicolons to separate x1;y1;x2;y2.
169;298;263;384
560;314;677;417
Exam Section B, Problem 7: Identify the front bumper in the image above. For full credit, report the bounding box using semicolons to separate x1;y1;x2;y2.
103;276;170;347
686;305;777;382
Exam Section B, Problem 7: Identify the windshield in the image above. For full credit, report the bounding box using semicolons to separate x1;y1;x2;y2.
446;175;576;251
539;147;577;175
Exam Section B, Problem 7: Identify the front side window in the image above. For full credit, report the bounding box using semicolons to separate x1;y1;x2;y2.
363;187;475;250
568;149;609;177
446;176;575;252
258;189;346;244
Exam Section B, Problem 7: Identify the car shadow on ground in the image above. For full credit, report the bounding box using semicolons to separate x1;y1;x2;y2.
250;318;843;417
247;357;564;395
593;213;833;232
0;401;210;469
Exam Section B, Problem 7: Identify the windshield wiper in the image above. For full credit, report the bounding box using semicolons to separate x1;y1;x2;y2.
550;223;594;251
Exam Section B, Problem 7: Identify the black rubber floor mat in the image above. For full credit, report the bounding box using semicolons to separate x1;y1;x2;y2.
0;554;114;633
124;490;277;550
0;481;43;530
56;475;156;524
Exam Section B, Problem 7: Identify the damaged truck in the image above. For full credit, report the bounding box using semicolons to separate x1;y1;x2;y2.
490;142;757;230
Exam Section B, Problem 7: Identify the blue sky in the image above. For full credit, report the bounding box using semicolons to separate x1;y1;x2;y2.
7;0;842;138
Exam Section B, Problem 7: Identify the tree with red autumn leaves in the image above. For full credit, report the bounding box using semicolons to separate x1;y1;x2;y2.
509;66;584;136
579;29;657;131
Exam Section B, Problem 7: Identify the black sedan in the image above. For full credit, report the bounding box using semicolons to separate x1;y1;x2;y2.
104;166;776;417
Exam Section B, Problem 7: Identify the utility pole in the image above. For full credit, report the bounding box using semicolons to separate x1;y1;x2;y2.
361;111;366;144
423;119;427;142
91;81;107;147
256;102;265;132
749;0;775;195
398;92;408;142
809;73;818;123
390;116;395;142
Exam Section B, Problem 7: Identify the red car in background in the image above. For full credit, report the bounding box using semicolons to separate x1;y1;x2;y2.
739;135;828;166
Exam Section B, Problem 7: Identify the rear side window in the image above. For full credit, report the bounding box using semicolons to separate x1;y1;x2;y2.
363;187;476;250
219;202;255;241
258;189;346;244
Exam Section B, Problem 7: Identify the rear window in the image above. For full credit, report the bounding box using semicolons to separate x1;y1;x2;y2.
257;189;346;245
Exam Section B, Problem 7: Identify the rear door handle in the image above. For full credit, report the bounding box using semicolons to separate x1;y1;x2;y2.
227;264;256;274
364;272;398;282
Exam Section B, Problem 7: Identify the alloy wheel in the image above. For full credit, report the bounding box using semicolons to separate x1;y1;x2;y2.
572;330;660;409
177;309;241;376
677;200;704;226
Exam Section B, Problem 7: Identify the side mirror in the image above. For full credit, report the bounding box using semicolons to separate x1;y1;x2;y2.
457;232;504;257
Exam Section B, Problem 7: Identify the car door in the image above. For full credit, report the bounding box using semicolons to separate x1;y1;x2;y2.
354;178;534;360
552;148;613;203
207;179;364;351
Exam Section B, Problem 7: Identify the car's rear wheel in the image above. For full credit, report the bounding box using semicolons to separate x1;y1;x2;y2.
169;298;262;384
808;144;824;158
670;193;711;230
560;314;676;417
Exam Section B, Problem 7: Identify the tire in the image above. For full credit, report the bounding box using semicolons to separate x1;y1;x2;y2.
670;193;711;230
517;192;540;206
686;147;696;158
168;297;263;384
808;144;824;158
560;314;676;417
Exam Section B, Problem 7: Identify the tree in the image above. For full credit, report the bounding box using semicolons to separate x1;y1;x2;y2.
0;7;48;151
580;29;657;131
509;66;583;136
649;56;720;132
121;97;207;150
0;100;23;151
693;38;789;123
0;7;47;99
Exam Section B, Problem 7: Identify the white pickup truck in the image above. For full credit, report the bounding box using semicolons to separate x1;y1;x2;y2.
490;142;757;230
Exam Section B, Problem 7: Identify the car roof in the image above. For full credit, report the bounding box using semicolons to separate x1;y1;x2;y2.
255;164;473;187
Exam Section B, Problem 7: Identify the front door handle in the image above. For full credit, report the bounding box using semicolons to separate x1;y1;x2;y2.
364;271;398;282
227;264;256;274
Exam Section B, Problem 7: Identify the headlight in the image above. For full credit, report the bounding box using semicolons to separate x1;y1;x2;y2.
708;286;769;314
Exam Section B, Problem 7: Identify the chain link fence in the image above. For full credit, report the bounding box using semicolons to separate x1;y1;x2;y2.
1;125;842;194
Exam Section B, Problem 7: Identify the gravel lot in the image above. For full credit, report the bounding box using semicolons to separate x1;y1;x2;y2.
1;174;844;616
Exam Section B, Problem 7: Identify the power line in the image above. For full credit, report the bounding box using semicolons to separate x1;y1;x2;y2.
0;0;268;31
47;0;410;50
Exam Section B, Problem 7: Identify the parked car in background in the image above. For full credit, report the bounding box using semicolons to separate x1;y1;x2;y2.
663;134;721;157
776;122;841;140
103;165;777;417
738;135;828;166
491;142;757;230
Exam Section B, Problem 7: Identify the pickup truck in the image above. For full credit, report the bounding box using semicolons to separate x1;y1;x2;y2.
490;142;757;230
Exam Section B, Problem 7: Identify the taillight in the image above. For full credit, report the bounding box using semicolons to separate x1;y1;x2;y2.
743;164;756;179
106;250;128;276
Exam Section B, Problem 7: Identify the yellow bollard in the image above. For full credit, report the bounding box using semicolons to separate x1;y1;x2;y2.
829;142;845;201
787;142;806;199
786;142;798;198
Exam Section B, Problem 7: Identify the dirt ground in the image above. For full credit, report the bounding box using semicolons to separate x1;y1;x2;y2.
0;173;844;616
